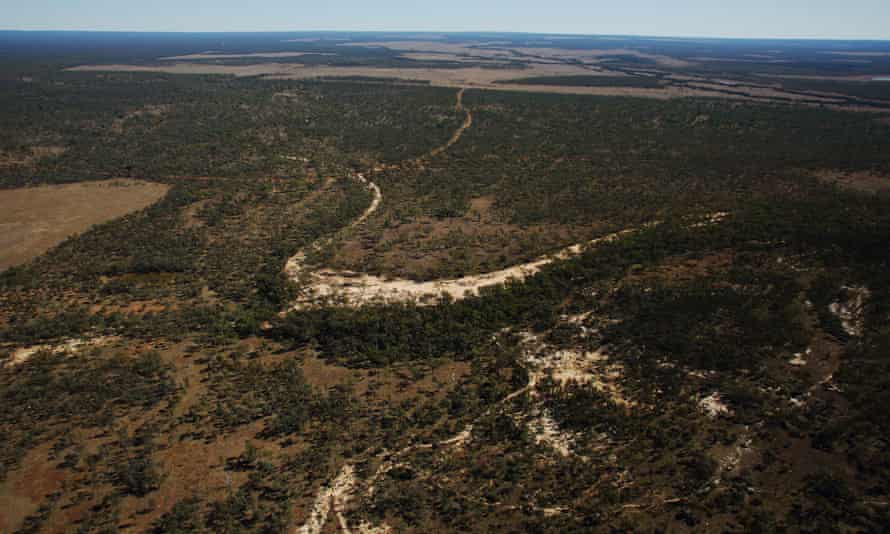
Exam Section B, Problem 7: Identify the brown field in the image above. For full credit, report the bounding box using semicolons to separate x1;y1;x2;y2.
345;40;694;67
68;61;596;83
812;169;890;194
67;62;890;113
160;51;331;60
68;62;296;77
339;40;513;57
400;52;515;64
66;40;890;113
0;179;169;271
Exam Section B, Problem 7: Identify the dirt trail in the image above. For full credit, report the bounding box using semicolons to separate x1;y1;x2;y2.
295;384;525;533
426;88;472;159
290;227;639;310
285;87;470;306
294;318;632;530
284;172;381;282
296;465;360;534
283;87;658;310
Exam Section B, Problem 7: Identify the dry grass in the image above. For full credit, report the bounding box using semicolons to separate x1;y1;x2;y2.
69;61;595;85
70;62;889;111
160;51;330;61
0;179;170;271
0;441;67;532
812;169;890;194
64;40;890;112
68;63;298;77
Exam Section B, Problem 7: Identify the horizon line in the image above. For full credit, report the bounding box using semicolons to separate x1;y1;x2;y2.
2;28;890;43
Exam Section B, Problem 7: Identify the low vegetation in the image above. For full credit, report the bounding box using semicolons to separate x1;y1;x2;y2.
1;33;890;533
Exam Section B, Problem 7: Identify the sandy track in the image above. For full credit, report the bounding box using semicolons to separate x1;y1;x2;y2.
283;172;381;282
426;88;472;159
295;383;525;533
285;86;640;310
290;228;638;309
296;465;362;534
294;318;632;531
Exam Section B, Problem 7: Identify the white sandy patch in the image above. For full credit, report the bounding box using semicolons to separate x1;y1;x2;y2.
690;211;729;228
829;285;870;337
527;409;575;456
297;464;372;534
290;228;636;310
283;87;656;311
789;395;809;408
519;328;633;408
284;170;382;282
789;347;812;366
512;324;634;458
288;207;736;312
4;336;119;369
699;392;733;419
712;429;755;485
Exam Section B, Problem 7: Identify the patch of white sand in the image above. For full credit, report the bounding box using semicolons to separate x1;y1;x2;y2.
829;285;870;337
4;336;119;369
699;392;733;419
789;347;812;366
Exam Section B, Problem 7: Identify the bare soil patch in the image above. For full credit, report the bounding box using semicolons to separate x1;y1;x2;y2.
160;51;330;61
70;61;890;111
295;226;637;309
69;62;595;86
506;46;696;68
812;169;890;194
0;179;169;271
68;63;298;77
400;52;512;64
0;442;66;532
340;40;515;58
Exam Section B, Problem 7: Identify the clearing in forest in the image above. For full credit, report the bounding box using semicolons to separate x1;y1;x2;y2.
0;179;169;271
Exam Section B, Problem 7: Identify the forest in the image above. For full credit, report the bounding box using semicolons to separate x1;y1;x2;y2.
1;35;890;532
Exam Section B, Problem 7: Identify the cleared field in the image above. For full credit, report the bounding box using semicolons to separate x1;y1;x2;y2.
66;63;890;112
68;61;596;83
0;179;169;271
159;51;330;60
67;62;294;77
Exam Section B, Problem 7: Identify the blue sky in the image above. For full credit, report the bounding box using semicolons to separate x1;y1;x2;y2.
2;0;888;40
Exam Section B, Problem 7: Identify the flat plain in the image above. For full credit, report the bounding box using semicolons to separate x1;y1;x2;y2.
0;179;169;270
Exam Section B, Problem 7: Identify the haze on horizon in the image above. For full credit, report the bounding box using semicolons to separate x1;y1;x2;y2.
2;0;889;41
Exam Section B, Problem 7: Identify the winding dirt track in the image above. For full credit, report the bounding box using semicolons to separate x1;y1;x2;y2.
286;90;738;531
284;89;648;310
290;228;639;309
427;88;472;159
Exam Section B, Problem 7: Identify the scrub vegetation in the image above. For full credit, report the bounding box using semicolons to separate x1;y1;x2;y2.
1;32;890;533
